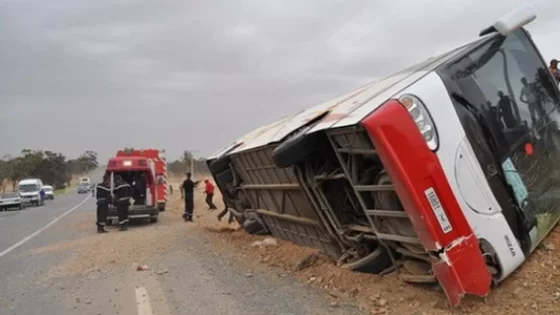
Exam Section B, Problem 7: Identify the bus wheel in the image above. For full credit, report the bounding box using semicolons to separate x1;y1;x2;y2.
271;127;325;168
339;246;392;274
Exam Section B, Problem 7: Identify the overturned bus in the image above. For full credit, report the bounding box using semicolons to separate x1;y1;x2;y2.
207;6;560;305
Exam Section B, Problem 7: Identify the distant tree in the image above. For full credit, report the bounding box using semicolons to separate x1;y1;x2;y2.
1;149;93;191
65;159;80;185
0;159;8;192
40;151;69;189
77;150;98;173
168;160;186;175
166;150;209;176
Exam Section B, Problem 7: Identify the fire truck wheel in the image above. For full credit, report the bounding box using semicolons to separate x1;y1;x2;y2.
150;216;158;223
271;126;326;169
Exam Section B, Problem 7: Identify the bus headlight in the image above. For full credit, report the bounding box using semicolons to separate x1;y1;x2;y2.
399;94;439;151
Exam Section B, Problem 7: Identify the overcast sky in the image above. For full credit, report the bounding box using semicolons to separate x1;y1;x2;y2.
1;0;559;162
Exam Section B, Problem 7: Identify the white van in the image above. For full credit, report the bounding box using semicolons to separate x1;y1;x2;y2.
78;177;92;194
17;178;44;206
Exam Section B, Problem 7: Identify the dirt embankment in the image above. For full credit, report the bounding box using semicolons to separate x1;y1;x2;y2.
32;176;560;314
195;190;560;315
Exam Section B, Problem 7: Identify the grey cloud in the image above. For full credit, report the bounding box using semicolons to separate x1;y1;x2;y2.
1;0;559;161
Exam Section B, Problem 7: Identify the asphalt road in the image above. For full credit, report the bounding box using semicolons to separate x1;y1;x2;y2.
0;176;365;315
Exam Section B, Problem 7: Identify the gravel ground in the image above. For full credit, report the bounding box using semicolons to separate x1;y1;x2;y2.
0;177;366;315
188;183;560;315
2;175;559;315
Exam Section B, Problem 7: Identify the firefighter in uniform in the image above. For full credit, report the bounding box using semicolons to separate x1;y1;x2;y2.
114;175;132;231
181;172;200;222
95;175;112;233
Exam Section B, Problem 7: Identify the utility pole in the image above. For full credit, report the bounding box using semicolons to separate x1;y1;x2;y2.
188;150;200;177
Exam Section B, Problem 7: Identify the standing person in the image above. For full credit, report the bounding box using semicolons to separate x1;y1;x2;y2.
181;172;199;222
39;188;45;204
497;91;518;129
113;175;132;231
95;175;112;233
549;59;560;82
520;77;540;126
217;182;236;224
169;184;173;195
203;179;218;210
132;173;146;205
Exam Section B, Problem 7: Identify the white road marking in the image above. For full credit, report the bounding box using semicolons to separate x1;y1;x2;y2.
0;195;91;258
135;287;154;315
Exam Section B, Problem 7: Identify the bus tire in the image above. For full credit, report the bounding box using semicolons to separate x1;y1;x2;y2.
272;126;325;169
216;169;235;185
242;218;266;235
340;248;392;274
209;155;231;174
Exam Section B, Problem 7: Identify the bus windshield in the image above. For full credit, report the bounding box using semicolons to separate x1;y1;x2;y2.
450;29;560;252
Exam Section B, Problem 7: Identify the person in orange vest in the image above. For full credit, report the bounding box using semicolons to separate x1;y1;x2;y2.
203;179;218;210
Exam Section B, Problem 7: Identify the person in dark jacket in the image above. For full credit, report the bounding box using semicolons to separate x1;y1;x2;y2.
550;59;560;83
217;182;236;224
39;188;45;203
113;174;133;231
95;175;112;233
181;172;199;222
132;173;146;205
497;91;518;129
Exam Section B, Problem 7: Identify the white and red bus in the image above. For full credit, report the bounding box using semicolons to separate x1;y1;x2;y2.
207;6;560;305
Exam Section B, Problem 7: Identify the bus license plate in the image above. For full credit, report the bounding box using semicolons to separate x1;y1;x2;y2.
424;187;453;234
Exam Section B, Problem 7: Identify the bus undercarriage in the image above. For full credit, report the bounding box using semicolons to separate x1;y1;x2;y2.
209;125;453;283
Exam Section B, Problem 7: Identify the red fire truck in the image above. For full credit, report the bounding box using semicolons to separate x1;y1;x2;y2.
105;148;168;224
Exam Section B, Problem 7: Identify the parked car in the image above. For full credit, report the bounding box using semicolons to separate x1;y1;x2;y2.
77;183;91;194
42;185;55;200
0;192;26;211
206;6;557;306
80;177;91;186
17;178;45;206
